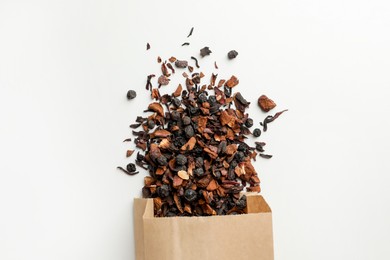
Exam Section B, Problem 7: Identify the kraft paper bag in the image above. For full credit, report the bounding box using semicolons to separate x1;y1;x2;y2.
133;194;274;260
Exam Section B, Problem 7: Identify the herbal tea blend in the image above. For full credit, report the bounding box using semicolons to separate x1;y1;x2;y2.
119;29;287;217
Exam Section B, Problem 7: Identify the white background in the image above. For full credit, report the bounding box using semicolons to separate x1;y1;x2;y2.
1;0;390;259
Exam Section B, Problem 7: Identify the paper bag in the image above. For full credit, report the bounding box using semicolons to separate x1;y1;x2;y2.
133;194;274;260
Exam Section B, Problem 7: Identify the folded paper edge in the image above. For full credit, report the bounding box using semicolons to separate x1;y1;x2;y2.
246;194;272;213
134;198;149;260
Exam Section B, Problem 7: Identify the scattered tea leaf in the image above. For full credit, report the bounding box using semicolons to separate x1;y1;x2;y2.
200;46;212;57
187;27;194;38
191;56;200;68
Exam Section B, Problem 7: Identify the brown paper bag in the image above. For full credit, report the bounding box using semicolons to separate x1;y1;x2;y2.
133;194;274;260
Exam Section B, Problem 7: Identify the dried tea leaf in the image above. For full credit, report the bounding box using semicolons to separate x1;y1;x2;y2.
260;154;273;159
187;27;194;38
166;63;175;74
117;166;138;176
190;56;200;68
261;109;288;132
200;46;212;57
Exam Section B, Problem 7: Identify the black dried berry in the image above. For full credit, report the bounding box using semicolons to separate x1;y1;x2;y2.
127;90;137;100
238;143;248;152
213;171;221;179
245;118;254;128
188;106;199;115
195;157;204;168
184;189;197;202
253;128;261;137
198;93;208;103
136;152;144;161
157;156;168;166
193;168;205;177
236;195;247;210
184;125;194;138
227;50;238;59
147;120;155;129
235;151;245;162
208;95;217;104
166;212;177;217
126;163;136;172
171;111;180;121
176;154;187;166
172;98;181;107
182;116;191;125
157;184;170;198
230;160;238;168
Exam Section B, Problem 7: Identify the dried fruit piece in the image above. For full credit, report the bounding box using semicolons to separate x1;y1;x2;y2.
158;75;170;86
258;95;276;112
178;170;189;180
181;137;196;151
225;75;239;88
147;102;164;116
173;84;182;97
126;150;135;157
168;56;177;63
175;60;188;68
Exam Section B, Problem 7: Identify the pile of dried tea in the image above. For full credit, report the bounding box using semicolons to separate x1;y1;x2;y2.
119;30;287;217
